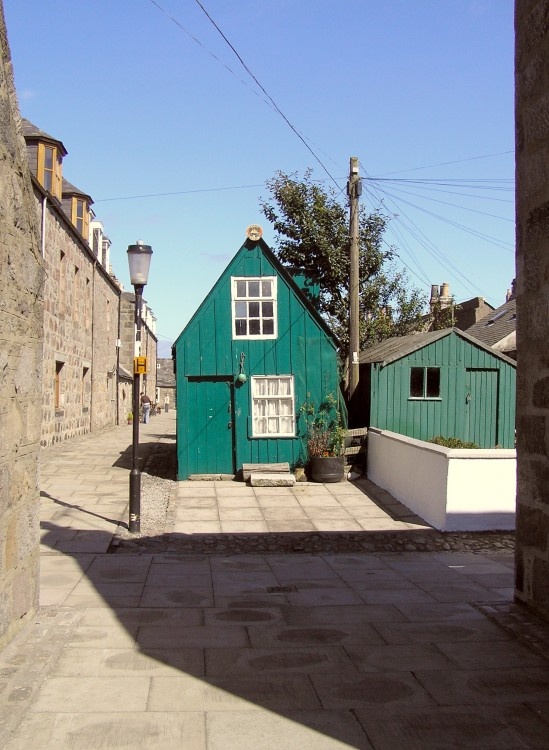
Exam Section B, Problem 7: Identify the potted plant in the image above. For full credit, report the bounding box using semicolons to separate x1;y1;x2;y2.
127;411;133;425
301;393;346;483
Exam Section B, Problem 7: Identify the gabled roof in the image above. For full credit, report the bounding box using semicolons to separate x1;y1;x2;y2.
465;298;516;347
21;118;68;156
359;327;516;367
175;236;338;346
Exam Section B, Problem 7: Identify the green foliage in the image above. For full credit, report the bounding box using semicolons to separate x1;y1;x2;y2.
430;299;459;331
260;169;427;359
429;435;480;449
300;392;345;458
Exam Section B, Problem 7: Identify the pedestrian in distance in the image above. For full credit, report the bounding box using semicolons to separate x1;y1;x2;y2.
140;392;151;423
164;394;170;413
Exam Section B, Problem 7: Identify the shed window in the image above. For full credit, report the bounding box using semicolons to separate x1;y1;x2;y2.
232;277;277;339
252;376;294;437
410;367;440;399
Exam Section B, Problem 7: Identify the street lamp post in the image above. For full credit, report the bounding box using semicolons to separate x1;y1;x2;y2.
127;240;153;534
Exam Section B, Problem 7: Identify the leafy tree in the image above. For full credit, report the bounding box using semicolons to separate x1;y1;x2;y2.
260;169;427;363
429;298;459;331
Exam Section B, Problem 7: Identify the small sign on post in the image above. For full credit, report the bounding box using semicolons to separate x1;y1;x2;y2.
134;356;148;375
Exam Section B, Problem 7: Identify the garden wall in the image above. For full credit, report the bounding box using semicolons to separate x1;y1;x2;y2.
367;428;516;531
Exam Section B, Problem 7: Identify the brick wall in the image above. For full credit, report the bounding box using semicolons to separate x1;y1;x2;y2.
0;4;42;647
515;0;549;619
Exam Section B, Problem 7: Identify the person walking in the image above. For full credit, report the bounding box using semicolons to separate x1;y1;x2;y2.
140;392;151;423
164;394;170;413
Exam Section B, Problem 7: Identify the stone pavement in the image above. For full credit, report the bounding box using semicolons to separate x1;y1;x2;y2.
1;411;548;749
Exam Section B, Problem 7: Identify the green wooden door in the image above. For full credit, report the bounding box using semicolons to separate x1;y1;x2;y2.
187;377;235;474
464;368;499;447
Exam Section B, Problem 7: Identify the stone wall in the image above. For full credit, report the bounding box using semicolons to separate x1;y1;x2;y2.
39;198;120;446
0;4;42;647
515;0;549;619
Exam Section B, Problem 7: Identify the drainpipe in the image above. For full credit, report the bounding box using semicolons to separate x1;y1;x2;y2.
90;261;95;432
115;289;121;425
41;195;47;257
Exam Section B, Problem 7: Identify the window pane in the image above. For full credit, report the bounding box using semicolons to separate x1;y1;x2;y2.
280;416;293;434
263;319;274;335
261;280;272;297
249;301;260;318
249;319;261;335
235;301;247;317
254;379;266;396
410;367;424;397
236;280;246;298
235;319;247;336
426;368;441;398
262;301;273;317
248;281;260;297
45;147;54;170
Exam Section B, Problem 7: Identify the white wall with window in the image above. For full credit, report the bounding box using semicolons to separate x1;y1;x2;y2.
251;375;295;437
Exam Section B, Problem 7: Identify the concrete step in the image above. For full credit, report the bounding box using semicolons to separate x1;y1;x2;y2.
242;462;290;482
249;472;296;487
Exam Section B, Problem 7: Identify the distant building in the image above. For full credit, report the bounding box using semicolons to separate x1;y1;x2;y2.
21;118;157;442
465;297;517;361
428;282;495;330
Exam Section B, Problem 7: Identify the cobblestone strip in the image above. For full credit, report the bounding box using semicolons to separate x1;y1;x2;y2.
113;528;515;556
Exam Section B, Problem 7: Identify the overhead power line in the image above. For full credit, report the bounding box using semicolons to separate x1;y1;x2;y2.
147;0;342;190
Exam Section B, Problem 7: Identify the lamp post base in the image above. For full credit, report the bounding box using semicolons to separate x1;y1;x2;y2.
129;469;141;533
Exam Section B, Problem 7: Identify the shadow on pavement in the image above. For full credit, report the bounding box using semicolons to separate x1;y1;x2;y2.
35;523;549;750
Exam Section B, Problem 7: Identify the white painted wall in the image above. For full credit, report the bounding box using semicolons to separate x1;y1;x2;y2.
367;428;516;531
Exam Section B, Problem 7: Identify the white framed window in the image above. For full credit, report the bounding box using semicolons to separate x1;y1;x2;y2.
232;276;277;339
252;376;295;437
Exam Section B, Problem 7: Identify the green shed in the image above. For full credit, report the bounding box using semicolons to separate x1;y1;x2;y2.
356;328;516;448
173;232;341;479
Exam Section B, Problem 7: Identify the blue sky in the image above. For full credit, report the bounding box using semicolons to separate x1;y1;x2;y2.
4;0;515;355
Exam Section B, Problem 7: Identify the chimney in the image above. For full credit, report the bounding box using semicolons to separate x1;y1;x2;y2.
430;284;439;311
439;282;452;309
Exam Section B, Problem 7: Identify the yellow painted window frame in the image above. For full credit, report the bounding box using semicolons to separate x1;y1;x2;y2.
37;142;62;199
71;197;89;239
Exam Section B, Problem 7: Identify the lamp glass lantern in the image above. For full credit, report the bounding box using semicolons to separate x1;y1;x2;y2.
127;240;153;286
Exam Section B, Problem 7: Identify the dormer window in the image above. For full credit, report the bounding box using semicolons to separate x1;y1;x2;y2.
71;197;89;238
37;142;62;199
232;276;277;339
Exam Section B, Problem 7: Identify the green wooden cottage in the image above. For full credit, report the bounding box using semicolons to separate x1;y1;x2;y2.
356;327;516;448
173;230;341;479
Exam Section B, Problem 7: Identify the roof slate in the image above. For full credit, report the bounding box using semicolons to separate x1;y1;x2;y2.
465;298;516;347
21;118;68;155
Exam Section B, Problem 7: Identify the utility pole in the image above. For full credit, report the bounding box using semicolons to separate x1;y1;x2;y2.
348;156;361;401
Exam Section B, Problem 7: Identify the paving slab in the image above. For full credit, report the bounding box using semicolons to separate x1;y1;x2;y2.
1;412;548;749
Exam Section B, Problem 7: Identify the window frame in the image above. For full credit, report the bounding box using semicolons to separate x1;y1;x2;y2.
72;197;89;238
231;276;277;340
37;142;62;199
409;366;441;400
251;375;295;438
